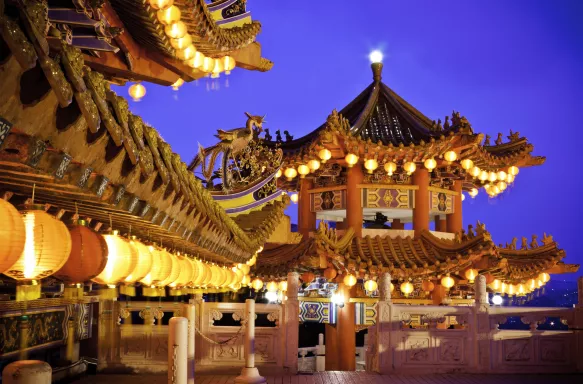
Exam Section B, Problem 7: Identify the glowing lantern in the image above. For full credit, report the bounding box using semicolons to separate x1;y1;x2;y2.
290;193;299;204
171;78;185;91
278;281;288;291
460;159;474;170
497;170;507;181
500;282;508;294
345;153;359;167
201;263;214;286
400;281;414;296
123;238;154;286
516;283;527;296
364;279;378;292
526;278;536;291
237;263;250;275
297;164;310;178
538;272;550;284
464;268;479;283
157;6;180;25
469;166;481;178
506;174;515;184
308;159;321;172
241;275;251;286
488;172;498;182
165;21;187;39
478;170;489;181
246;254;257;266
497;181;507;191
186;52;204;69
176;44;196;61
202;56;214;73
469;188;478;198
170;34;192;50
275;169;282;178
149;0;173;10
266;281;278;292
301;272;315;284
424;158;437;172
128;82;146;102
508;166;519;176
489;279;501;291
211;58;224;78
93;231;138;287
507;284;516;296
251;278;264;291
444;151;457;162
403;161;416;175
462;193;466;201
343;274;357;287
384;161;397;176
0;199;25;275
284;167;297;181
421;280;435;293
323;267;337;281
441;275;455;290
491;185;500;195
390;283;395;292
158;250;180;287
222;56;236;75
140;245;173;293
364;159;378;174
209;264;223;287
318;148;332;163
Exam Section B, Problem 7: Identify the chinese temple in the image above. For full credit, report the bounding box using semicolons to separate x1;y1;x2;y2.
0;1;582;383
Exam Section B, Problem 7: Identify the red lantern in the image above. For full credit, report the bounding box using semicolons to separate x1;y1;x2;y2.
323;268;337;281
301;272;315;284
421;280;435;293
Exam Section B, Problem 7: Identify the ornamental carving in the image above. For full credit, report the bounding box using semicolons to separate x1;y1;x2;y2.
407;339;429;362
504;339;531;362
440;339;462;362
266;312;279;323
210;309;223;323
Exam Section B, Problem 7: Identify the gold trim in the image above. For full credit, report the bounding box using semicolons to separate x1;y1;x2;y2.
308;186;347;193
357;184;418;190
428;186;459;196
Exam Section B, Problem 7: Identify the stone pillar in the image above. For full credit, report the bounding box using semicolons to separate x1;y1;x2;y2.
374;272;393;374
337;283;356;371
346;165;364;237
184;301;196;384
298;178;316;238
168;317;188;384
412;169;430;237
391;219;404;230
473;275;491;373
447;180;463;234
284;272;300;373
434;216;447;232
2;361;51;384
235;299;266;384
316;333;325;372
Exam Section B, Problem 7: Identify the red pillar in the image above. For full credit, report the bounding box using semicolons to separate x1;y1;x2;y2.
435;216;447;232
325;324;339;371
337;283;356;371
298;178;316;238
346;166;364;237
412;169;430;237
446;180;463;234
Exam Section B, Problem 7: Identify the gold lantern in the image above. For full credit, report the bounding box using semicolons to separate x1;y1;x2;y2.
140;246;173;296
165;21;187;39
222;56;236;75
384;161;397;176
538;272;550;284
424;158;437;172
211;58;224;79
516;283;527;296
251;278;264;291
157;5;180;25
506;173;515;184
176;44;196;62
0;199;25;275
323;267;337;281
275;169;282;178
289;193;299;204
241;274;251;286
266;281;278;292
170;34;192;50
488;172;497;182
149;0;174;10
444;151;457;162
128;82;146;102
93;231;138;297
344;153;359;167
171;78;185;91
237;263;250;275
464;268;479;283
403;161;416;175
363;279;378;292
169;256;194;295
278;281;288;291
489;279;501;291
497;181;507;191
191;259;206;287
54;220;107;299
460;159;474;170
297;164;310;178
421;280;435;293
526;278;536;291
159;251;180;287
284;167;297;181
121;238;154;296
441;274;455;290
186;51;205;69
469;166;481;178
343;274;357;287
202;57;214;73
497;170;507;181
301;272;315;284
469;188;479;198
318;148;332;163
478;170;488;182
6;207;72;301
400;281;414;296
508;166;519;176
364;159;378;174
499;282;508;294
308;159;321;172
507;284;516;296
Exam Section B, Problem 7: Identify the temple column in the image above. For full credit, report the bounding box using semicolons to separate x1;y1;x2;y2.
391;219;404;230
235;299;266;384
298;178;316;238
447;180;463;233
435;216;447;232
183;301;196;384
337;283;356;371
412;169;430;237
284;272;300;373
473;275;491;373
374;272;393;374
346;166;364;237
168;317;188;384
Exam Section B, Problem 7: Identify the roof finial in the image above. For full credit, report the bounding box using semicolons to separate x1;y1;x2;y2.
369;50;383;82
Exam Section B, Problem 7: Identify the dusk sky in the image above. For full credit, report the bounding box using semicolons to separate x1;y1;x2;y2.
115;0;583;278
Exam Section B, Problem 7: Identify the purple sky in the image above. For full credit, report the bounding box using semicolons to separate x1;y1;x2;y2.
114;0;583;278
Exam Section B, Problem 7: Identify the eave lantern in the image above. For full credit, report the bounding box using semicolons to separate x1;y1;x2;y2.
323;267;337;281
128;82;146;102
301;272;315;284
421;280;435;294
0;199;25;275
251;277;264;291
441;274;455;290
538;272;550;284
266;281;278;292
343;274;357;287
284;167;297;181
400;281;414;296
5;206;72;301
297;164;310;178
308;159;321;172
508;166;520;176
53;220;108;299
120;238;154;296
364;279;378;292
460;159;474;170
149;0;174;10
92;231;138;298
318;148;332;163
444;151;457;162
464;268;479;283
364;159;378;174
345;153;359;168
290;193;298;204
384;161;397;176
278;281;288;291
424;158;437;172
140;245;173;296
222;56;236;75
171;78;185;90
403;161;416;175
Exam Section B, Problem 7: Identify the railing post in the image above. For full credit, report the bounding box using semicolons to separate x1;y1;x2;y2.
473;275;491;373
168;317;188;384
316;333;325;372
285;271;300;373
184;301;196;384
374;272;393;374
235;299;266;384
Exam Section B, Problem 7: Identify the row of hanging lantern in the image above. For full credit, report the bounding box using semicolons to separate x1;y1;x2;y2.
128;0;238;101
488;272;550;297
0;199;254;301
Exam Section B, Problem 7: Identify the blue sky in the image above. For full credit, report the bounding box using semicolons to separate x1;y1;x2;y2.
115;0;583;278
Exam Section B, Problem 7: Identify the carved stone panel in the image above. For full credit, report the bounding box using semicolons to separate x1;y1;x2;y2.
503;339;532;363
539;338;569;364
405;337;431;363
439;338;463;363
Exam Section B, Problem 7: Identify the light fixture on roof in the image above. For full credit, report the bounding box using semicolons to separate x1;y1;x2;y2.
165;21;187;39
297;164;310;178
506;173;515;184
469;188;478;198
508;166;520;176
492;294;503;306
308;159;321;172
345;153;359;168
171;78;184;91
150;0;174;10
364;158;378;174
444;151;457;162
384;161;397;176
460;159;474;170
176;45;196;61
157;5;181;25
170;34;192;50
369;50;383;63
284;167;297;181
318;148;332;163
400;281;414;296
290;193;298;204
128;82;146;102
469;166;481;178
424;158;437;172
403;161;416;175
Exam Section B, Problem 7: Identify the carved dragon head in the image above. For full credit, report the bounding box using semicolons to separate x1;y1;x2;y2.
244;112;265;133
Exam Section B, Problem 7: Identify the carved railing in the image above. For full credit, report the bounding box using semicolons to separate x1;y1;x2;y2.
297;333;325;372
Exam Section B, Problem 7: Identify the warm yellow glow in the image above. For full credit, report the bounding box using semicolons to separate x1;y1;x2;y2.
461;193;466;201
469;166;481;178
284;167;298;180
297;164;310;178
364;279;378;292
469;188;478;198
237;263;250;275
128;82;146;102
364;158;378;174
186;51;205;69
497;181;507;191
538;272;550;283
171;78;185;90
424;158;437;172
157;5;180;25
517;283;526;296
441;275;455;290
526;278;536;291
266;281;278;292
290;193;299;204
384;161;397;176
308;159;321;171
390;283;395;292
345;153;359;167
94;232;137;285
149;0;173;10
170;34;192;50
171;256;194;288
251;278;264;291
165;21;187;39
222;56;236;74
22;213;35;279
125;240;154;283
489;279;501;290
369;50;383;63
275;169;282;178
460;159;474;170
506;173;515;183
176;45;196;61
497;170;507;181
508;166;520;176
343;274;357;287
318;148;332;163
202;56;214;73
491;185;500;195
464;268;478;283
211;58;224;78
403;161;416;175
444;151;457;162
241;275;251;286
488;171;498;182
478;170;489;181
400;281;414;296
507;284;516;296
278;281;288;291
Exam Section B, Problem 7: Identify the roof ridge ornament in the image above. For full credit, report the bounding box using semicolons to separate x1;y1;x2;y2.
371;62;383;83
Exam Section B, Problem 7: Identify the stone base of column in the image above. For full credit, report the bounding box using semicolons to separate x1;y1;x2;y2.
2;360;52;384
234;367;267;384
